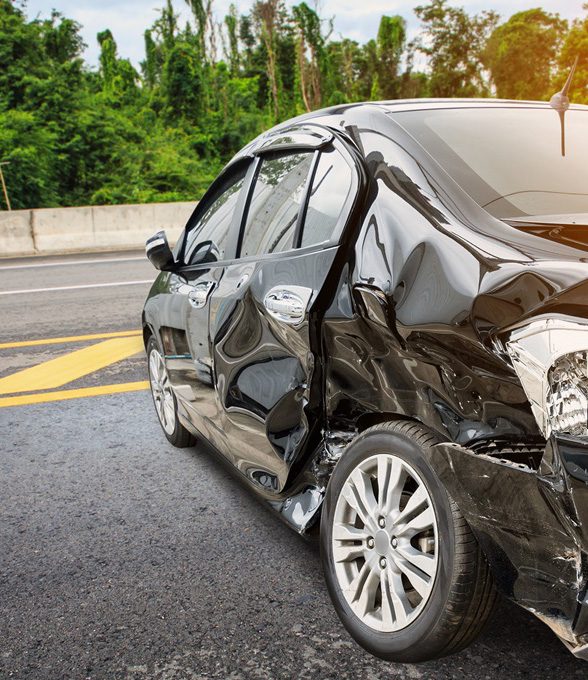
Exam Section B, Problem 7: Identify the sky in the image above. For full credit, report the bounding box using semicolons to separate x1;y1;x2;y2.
20;0;587;68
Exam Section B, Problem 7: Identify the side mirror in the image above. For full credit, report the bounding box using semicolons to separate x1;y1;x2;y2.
146;231;176;271
189;240;220;265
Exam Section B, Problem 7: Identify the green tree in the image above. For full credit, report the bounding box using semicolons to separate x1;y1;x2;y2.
0;110;57;208
184;0;210;60
142;29;163;90
253;0;283;121
557;5;588;104
414;0;499;97
484;9;567;100
224;5;240;76
161;42;204;121
292;3;327;111
4;0;578;212
238;13;256;73
373;15;406;99
326;38;363;102
97;30;139;105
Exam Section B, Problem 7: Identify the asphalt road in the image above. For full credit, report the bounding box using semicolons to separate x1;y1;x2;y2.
0;251;586;679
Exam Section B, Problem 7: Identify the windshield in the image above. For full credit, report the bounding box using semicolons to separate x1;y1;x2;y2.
394;107;588;220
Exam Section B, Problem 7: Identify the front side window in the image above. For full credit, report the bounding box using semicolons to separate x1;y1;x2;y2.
184;164;248;264
240;152;314;258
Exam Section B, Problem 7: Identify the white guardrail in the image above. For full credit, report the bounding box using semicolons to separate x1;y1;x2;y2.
0;202;197;257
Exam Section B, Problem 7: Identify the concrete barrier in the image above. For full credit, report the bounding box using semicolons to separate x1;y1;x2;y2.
0;211;35;255
0;201;197;257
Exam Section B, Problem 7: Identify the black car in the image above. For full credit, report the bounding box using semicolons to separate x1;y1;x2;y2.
143;99;588;663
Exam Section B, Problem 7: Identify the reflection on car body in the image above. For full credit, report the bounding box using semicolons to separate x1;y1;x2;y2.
143;99;588;663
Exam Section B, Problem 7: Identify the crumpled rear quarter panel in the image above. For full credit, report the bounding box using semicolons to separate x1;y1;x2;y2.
319;106;588;654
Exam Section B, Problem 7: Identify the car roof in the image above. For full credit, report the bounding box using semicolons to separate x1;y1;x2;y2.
373;98;588;113
304;97;588;123
294;98;588;123
229;98;588;165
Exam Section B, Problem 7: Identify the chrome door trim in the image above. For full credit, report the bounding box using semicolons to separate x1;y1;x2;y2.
263;285;313;325
188;280;216;308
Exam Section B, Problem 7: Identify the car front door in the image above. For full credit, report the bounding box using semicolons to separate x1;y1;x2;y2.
206;130;362;493
163;159;252;453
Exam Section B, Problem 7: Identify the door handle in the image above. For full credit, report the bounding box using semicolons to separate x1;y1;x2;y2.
188;281;215;308
263;286;313;325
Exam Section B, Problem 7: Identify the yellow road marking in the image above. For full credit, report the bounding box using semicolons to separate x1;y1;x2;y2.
0;336;145;395
0;381;149;408
0;330;142;350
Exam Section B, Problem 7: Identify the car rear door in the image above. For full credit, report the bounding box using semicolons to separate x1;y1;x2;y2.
205;128;362;493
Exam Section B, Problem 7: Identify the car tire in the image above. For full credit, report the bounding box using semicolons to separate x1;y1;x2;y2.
146;336;195;448
320;420;496;663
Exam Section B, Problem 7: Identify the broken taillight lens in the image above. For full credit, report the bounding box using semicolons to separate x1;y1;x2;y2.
546;351;588;436
504;317;588;438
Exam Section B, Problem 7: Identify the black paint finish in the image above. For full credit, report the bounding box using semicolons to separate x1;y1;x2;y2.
143;100;588;658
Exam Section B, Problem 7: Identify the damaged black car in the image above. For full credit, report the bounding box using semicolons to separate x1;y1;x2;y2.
143;98;588;662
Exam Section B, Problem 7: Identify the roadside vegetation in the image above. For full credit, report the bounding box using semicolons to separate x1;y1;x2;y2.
0;0;586;209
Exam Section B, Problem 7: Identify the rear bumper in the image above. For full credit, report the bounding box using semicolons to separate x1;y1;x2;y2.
555;435;588;645
426;435;588;658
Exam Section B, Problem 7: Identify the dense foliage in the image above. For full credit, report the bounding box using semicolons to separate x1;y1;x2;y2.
0;0;586;209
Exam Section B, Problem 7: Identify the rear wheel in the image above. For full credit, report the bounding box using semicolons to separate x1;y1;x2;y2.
147;336;195;448
320;420;496;662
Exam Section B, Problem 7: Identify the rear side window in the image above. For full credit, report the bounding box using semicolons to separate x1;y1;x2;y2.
184;164;248;264
301;148;354;248
239;152;314;258
394;107;588;219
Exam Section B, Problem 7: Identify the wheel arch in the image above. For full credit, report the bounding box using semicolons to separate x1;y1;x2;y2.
355;412;445;440
142;318;154;349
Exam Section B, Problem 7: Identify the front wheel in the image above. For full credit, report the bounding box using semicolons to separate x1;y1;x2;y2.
147;336;195;448
320;420;496;663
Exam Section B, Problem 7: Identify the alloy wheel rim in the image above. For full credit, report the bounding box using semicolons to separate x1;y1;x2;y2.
332;453;439;632
148;348;176;436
